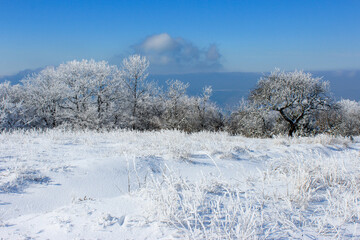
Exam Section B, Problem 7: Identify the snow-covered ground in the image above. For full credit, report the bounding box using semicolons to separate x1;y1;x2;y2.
0;130;359;239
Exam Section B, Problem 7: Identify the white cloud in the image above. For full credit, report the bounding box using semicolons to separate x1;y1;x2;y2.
131;33;223;74
141;33;175;52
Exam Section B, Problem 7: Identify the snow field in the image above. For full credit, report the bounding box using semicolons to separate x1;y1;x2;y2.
0;129;359;239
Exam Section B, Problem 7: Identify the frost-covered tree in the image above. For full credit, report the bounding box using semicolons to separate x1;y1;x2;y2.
160;82;222;132
22;67;65;127
121;55;151;129
20;59;124;129
132;82;164;130
82;60;124;129
0;82;30;129
250;69;331;136
55;59;123;128
0;82;14;128
197;86;212;129
163;79;190;129
177;87;223;132
193;86;223;131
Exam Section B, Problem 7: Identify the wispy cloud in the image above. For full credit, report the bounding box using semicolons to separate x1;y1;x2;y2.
111;33;223;74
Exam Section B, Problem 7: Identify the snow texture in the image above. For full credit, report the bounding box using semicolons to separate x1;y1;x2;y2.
0;129;359;239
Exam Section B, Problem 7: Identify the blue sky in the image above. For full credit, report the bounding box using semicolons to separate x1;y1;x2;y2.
0;0;359;75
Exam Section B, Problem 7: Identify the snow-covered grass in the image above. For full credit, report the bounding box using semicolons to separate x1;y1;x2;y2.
0;129;359;239
140;152;360;239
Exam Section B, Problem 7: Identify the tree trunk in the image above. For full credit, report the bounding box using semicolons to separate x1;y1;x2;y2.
279;109;298;137
288;123;296;137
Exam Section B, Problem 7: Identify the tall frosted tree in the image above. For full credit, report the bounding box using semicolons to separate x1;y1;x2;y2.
22;67;65;127
55;59;123;128
121;55;150;129
164;79;190;129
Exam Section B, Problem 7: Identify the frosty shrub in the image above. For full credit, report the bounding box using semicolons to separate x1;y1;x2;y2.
0;82;32;129
228;99;279;137
336;99;360;136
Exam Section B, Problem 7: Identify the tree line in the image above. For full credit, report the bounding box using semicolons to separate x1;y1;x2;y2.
1;55;359;137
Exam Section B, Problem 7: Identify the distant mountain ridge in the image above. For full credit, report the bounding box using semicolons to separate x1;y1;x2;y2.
0;68;43;85
1;69;359;108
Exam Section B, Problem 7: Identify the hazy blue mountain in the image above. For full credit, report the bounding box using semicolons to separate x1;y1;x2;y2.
2;69;359;108
0;68;43;85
